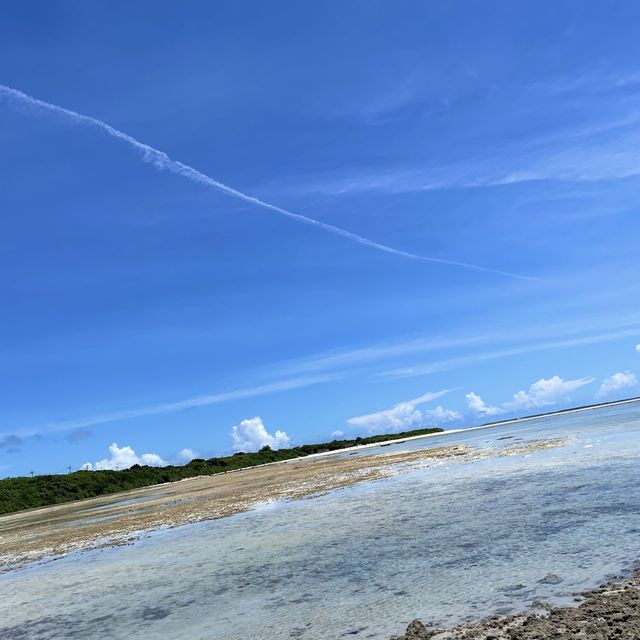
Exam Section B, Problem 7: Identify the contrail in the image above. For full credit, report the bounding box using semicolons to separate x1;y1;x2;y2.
0;84;535;280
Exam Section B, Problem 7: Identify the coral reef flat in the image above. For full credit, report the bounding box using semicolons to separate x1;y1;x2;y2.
393;570;640;639
1;402;639;640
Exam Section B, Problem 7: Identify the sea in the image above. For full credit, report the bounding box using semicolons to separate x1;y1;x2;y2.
1;401;640;639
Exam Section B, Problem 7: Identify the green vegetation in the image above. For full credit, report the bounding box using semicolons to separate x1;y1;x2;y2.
0;427;442;515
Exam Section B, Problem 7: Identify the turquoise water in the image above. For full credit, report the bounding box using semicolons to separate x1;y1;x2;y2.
1;402;640;639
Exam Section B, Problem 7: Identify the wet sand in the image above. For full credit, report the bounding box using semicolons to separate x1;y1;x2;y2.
393;570;640;639
0;437;565;573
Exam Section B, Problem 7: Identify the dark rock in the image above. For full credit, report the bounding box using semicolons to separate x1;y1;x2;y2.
538;573;563;585
392;619;441;639
390;569;640;639
404;619;428;638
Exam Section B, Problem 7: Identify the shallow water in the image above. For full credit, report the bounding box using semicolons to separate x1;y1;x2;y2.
1;402;640;639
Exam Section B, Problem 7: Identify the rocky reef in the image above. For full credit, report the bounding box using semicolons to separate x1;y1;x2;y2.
392;571;640;639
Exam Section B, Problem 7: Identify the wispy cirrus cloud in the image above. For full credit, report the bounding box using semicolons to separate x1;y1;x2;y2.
0;84;533;281
276;308;640;379
284;131;640;198
4;317;640;444
3;375;334;440
379;325;640;381
275;82;640;199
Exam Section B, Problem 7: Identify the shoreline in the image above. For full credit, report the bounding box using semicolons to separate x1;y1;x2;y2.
392;568;640;639
0;437;567;573
0;443;470;573
2;395;636;519
302;394;640;461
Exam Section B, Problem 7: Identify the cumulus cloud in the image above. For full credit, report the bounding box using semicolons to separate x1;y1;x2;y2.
596;371;637;399
176;448;198;462
82;443;167;471
331;430;345;439
636;344;640;353
230;417;291;452
424;405;463;422
506;376;595;410
466;392;505;416
347;390;458;434
467;375;595;417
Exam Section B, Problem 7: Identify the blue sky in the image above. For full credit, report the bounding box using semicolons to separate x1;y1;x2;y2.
1;1;640;475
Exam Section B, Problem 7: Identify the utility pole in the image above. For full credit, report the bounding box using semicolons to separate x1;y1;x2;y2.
67;465;72;474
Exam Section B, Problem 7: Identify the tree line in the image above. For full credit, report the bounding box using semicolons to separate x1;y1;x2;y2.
0;427;442;514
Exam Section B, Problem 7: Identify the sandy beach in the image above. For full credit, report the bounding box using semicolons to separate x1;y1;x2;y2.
0;437;565;573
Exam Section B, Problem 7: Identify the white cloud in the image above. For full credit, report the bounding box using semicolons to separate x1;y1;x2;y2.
288;104;640;198
596;371;637;399
10;316;640;443
177;448;198;463
466;392;505;416
506;376;595;410
347;390;458;434
230;417;291;452
424;405;463;422
3;85;531;281
331;430;345;439
16;375;332;440
467;375;595;417
635;344;640;353
82;443;167;471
